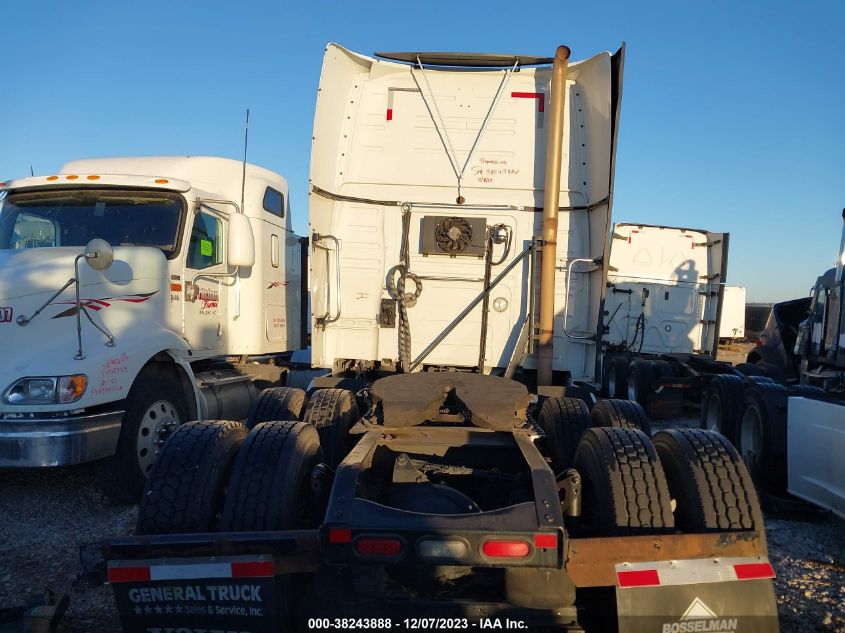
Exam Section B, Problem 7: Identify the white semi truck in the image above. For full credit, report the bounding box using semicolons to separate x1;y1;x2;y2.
99;45;780;633
0;156;306;497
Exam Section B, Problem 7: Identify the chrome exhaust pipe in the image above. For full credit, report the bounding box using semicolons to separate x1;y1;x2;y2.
537;45;571;387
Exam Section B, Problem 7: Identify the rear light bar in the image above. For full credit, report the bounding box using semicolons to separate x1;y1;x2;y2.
616;557;775;588
327;529;559;561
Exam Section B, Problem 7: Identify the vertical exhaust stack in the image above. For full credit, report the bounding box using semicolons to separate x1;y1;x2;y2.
537;45;571;387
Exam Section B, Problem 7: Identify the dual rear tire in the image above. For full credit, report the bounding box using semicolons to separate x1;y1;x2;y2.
137;387;358;535
573;426;763;536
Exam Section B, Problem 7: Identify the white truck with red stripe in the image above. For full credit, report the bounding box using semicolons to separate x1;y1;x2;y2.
100;44;780;633
0;156;305;498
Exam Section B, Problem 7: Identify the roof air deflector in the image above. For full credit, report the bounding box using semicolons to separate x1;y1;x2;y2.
374;51;554;68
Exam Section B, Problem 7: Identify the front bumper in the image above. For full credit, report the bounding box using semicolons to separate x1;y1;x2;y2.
0;410;124;467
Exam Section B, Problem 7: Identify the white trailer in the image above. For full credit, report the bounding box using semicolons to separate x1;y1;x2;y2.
0;156;305;497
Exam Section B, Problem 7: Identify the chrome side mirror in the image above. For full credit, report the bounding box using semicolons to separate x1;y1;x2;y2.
84;238;114;271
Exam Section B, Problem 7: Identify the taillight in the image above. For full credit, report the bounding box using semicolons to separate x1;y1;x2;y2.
355;537;403;556
417;539;468;560
482;540;530;558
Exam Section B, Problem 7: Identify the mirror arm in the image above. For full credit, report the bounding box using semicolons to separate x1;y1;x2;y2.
193;198;241;216
16;278;76;327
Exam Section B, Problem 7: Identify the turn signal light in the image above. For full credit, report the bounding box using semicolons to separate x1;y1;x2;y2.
482;540;530;558
355;537;403;556
58;375;88;403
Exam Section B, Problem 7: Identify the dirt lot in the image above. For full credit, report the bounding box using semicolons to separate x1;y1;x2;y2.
1;448;843;632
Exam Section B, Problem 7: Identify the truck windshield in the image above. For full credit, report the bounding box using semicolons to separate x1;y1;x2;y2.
0;189;184;258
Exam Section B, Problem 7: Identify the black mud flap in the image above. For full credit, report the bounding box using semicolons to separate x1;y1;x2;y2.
109;555;281;633
615;558;779;633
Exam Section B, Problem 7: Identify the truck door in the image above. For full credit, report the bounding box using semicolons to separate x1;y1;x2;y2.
183;207;228;351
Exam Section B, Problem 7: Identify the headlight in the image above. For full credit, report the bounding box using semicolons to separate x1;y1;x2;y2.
3;375;87;405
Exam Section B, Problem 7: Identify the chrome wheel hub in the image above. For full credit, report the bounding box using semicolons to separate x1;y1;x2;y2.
137;399;180;474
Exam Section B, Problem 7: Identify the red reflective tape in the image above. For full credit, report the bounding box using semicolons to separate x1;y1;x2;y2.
328;528;352;544
617;569;660;588
108;566;151;583
386;108;393;121
511;92;544;112
231;561;274;578
533;533;557;549
733;562;775;580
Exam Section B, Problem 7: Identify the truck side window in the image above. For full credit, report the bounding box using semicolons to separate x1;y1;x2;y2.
263;187;284;217
187;212;222;270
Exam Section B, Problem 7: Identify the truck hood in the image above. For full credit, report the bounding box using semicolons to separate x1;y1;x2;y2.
0;247;172;411
0;247;165;302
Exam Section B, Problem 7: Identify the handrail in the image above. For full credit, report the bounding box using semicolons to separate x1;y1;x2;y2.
563;258;599;340
313;233;341;325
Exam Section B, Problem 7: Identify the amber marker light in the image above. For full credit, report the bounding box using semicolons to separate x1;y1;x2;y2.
58;375;88;404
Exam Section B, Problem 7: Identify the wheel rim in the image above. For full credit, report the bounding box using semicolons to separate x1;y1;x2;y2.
627;372;638;402
705;393;722;432
137;399;180;474
739;406;763;474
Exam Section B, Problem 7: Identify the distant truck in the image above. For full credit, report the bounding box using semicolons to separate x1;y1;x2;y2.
702;210;845;518
600;223;756;416
0;156;306;497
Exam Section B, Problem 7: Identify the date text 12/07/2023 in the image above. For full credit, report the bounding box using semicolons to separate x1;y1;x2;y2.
307;617;529;630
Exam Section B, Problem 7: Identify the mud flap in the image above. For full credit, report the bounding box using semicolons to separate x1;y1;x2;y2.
108;555;281;633
615;558;779;633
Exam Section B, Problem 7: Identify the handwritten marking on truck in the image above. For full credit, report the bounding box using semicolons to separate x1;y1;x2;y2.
0;307;12;323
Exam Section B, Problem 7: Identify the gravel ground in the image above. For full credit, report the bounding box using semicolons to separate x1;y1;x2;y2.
1;410;842;632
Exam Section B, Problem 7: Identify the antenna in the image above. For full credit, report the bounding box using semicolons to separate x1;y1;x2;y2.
30;165;34;176
240;108;249;214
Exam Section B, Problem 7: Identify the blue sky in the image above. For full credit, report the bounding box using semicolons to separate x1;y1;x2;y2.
2;1;842;302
